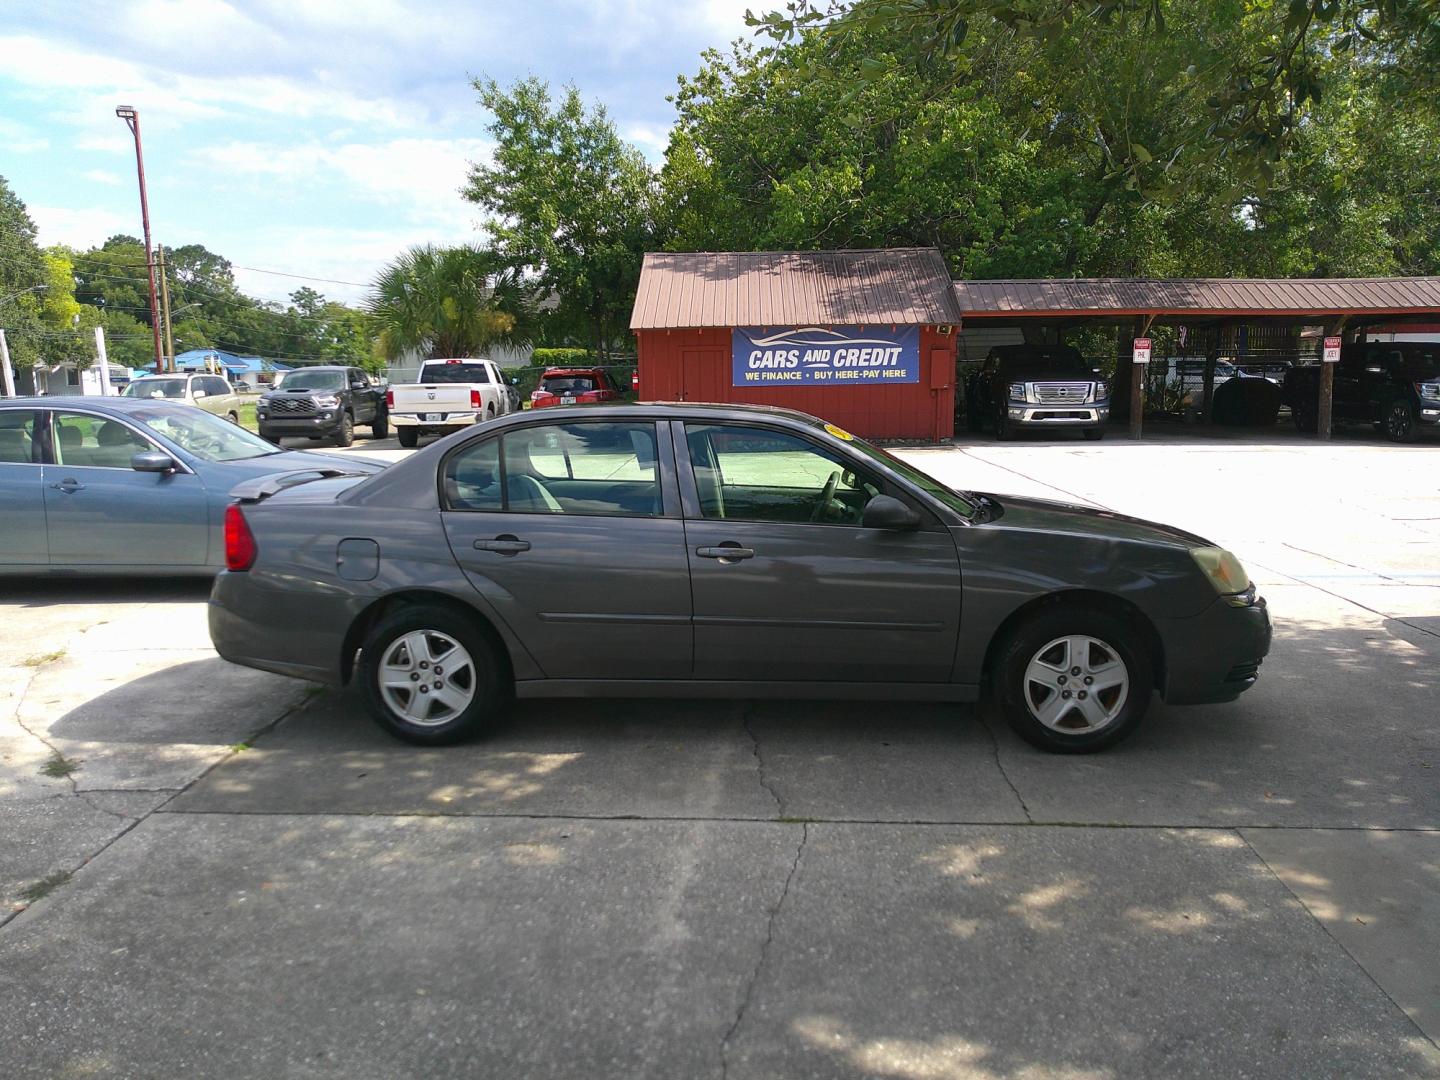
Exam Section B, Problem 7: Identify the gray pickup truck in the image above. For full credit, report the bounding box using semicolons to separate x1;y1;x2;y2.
965;344;1111;440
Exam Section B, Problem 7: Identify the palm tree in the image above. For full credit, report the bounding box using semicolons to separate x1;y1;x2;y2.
367;245;534;361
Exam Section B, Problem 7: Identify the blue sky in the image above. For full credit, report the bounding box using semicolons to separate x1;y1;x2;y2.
0;0;755;305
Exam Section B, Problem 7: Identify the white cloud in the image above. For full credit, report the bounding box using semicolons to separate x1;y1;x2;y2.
83;169;125;186
623;122;673;162
186;137;493;227
30;206;135;250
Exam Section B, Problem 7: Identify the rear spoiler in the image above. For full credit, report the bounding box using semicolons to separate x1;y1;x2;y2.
229;468;369;503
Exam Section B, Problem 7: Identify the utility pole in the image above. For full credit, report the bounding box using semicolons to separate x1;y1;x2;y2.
157;244;176;370
115;105;165;373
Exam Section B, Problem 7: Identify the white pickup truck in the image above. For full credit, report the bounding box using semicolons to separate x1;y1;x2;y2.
387;358;514;448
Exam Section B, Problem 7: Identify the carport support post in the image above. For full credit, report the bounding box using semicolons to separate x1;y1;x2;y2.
1129;316;1148;439
1317;319;1343;441
94;326;111;396
0;329;15;398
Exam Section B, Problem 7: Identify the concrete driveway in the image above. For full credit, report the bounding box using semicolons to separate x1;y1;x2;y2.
1;431;1437;1078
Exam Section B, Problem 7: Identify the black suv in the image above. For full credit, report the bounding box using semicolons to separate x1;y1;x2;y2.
257;366;388;447
1286;342;1440;441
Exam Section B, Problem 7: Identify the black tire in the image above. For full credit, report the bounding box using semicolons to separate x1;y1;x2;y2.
396;427;419;448
1293;399;1318;434
994;606;1154;753
334;411;355;448
994;406;1013;441
1082;428;1105;441
1384;398;1417;443
226;410;240;425
359;604;507;745
258;429;282;446
371;410;389;440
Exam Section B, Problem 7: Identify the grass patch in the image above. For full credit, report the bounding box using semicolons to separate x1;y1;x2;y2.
40;752;81;780
229;741;251;753
22;648;66;667
19;871;72;903
237;401;259;433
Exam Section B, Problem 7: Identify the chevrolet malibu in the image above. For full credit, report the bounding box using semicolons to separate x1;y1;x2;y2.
209;403;1270;753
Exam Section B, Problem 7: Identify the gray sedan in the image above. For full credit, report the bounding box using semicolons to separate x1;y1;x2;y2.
0;397;384;575
209;403;1271;753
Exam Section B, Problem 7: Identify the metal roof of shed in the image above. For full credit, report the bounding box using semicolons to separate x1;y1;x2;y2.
631;248;962;329
953;277;1440;317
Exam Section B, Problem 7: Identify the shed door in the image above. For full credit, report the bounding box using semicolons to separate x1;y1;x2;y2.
680;348;725;404
929;344;954;441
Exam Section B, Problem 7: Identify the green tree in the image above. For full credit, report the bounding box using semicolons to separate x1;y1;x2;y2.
0;175;50;370
367;245;532;362
752;0;1440;196
464;77;654;358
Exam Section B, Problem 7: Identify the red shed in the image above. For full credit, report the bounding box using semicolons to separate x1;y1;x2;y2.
630;248;961;442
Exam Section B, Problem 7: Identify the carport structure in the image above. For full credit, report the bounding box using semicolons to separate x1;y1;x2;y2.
952;277;1440;439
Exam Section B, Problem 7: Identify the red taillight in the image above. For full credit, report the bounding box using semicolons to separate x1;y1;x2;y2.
224;505;257;572
470;389;481;409
385;388;394;409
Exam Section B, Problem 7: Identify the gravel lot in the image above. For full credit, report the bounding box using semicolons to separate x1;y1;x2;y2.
2;427;1437;1078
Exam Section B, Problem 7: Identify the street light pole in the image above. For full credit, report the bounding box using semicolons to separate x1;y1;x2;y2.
115;105;165;374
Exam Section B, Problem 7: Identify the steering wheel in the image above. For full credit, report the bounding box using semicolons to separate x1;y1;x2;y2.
810;470;841;522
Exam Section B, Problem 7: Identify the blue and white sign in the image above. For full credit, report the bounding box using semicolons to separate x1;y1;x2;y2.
732;326;920;387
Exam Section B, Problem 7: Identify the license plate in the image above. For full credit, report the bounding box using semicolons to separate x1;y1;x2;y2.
560;395;576;405
420;413;438;421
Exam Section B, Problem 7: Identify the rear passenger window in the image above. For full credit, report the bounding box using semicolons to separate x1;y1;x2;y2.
444;422;660;516
53;413;152;468
0;410;38;463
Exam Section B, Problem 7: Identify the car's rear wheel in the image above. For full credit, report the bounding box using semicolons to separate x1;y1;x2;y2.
994;607;1153;753
227;410;240;425
1384;399;1417;442
371;411;389;440
396;427;419;448
334;411;355;448
359;606;506;745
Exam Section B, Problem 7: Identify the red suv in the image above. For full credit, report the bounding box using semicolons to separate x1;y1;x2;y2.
529;368;622;409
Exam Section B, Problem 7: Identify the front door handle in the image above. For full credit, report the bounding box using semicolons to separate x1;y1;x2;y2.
50;479;85;493
696;543;754;561
474;535;530;556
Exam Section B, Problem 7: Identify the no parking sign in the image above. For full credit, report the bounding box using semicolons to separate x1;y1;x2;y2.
1132;337;1152;364
1323;336;1342;363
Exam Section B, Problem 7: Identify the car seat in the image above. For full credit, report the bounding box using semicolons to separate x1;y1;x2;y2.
92;421;140;468
0;427;30;464
505;474;562;513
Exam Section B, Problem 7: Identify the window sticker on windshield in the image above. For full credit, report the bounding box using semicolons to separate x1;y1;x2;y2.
824;423;853;441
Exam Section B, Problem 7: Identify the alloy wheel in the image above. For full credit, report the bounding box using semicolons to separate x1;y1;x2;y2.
1022;635;1130;734
378;630;477;727
1387;401;1414;441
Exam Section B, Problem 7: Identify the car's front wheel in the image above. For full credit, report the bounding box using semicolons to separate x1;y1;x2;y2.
359;605;507;745
334;411;355;448
371;410;389;440
1384;399;1417;443
994;607;1153;753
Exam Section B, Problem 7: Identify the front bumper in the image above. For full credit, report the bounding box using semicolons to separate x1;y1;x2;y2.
258;412;342;436
1156;595;1272;705
1007;405;1110;427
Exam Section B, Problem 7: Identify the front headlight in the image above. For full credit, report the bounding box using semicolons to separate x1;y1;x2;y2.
1008;382;1027;402
1418;382;1440;401
313;394;341;407
1092;381;1111;403
1190;547;1253;603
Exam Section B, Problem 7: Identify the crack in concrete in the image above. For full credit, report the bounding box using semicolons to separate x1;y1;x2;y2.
720;822;806;1079
978;708;1033;823
1237;829;1440;1055
1;687;312;932
740;703;784;819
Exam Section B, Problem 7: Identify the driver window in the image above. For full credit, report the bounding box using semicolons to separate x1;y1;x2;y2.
53;413;151;469
684;424;881;525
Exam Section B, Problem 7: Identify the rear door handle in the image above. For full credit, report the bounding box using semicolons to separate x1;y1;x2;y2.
50;479;85;493
474;536;530;555
696;544;754;561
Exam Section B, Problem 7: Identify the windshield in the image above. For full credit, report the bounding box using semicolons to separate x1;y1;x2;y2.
130;407;282;462
541;376;597;394
420;363;490;383
124;378;190;400
841;433;979;520
999;348;1091;377
278;369;346;390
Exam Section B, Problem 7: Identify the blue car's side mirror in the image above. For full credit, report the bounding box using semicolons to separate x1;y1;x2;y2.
132;451;177;474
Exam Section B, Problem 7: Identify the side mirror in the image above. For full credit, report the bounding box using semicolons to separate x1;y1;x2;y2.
862;494;921;531
132;451;176;474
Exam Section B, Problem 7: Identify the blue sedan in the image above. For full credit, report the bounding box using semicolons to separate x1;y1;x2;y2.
0;396;384;575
